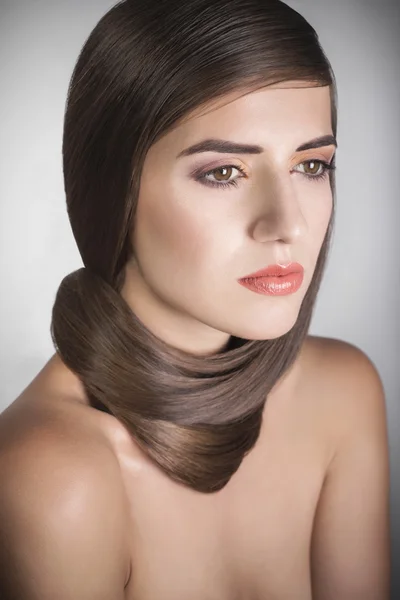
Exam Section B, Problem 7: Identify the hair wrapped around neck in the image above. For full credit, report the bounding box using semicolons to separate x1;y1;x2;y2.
51;0;337;493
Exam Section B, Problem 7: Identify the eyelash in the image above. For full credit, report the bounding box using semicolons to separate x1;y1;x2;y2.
195;159;336;190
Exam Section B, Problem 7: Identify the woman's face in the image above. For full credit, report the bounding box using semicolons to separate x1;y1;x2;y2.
121;82;335;355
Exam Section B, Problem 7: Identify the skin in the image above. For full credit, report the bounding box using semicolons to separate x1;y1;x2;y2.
121;81;335;354
0;82;390;599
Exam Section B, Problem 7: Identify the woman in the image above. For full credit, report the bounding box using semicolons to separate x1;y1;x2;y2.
0;0;390;598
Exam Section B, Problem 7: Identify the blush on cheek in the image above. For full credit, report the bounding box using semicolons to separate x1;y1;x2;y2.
136;197;211;278
306;187;332;228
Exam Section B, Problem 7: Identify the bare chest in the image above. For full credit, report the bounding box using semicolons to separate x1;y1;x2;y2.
116;392;329;600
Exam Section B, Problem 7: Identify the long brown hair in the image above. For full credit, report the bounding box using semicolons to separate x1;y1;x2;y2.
51;0;338;493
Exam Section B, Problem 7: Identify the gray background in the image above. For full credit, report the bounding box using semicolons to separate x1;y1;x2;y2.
0;0;399;594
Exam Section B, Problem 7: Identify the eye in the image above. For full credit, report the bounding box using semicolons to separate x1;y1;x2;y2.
195;164;247;190
293;159;336;183
194;158;336;191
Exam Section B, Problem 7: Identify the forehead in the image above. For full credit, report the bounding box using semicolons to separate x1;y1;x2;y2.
149;82;333;160
183;81;331;127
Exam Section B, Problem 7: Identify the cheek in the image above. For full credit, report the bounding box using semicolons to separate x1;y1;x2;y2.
132;187;222;282
304;188;333;272
304;184;333;240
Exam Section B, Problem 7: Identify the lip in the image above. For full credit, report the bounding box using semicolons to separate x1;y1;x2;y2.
239;262;304;279
237;262;304;296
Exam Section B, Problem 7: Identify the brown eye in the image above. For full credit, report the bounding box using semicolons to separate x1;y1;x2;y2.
293;159;334;183
195;163;247;190
212;166;234;181
303;161;322;176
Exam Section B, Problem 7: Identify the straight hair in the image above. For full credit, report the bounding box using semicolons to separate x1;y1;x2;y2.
51;0;338;493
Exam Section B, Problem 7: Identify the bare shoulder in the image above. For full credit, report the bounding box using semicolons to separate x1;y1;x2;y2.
304;333;383;376
305;334;386;425
305;336;391;598
277;334;387;480
0;399;132;598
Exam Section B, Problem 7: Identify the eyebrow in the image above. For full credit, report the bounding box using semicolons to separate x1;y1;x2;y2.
176;134;337;158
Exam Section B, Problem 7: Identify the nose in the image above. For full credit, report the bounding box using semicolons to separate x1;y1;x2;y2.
249;178;308;245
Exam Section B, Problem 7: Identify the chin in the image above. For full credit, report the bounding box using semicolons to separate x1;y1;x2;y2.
227;313;299;342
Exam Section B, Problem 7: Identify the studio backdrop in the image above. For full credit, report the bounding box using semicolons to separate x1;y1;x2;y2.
0;0;399;593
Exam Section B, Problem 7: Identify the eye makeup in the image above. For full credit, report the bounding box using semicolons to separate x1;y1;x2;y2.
192;157;336;191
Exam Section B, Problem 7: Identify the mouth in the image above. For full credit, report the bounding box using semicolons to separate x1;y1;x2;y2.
238;262;304;280
237;262;304;296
